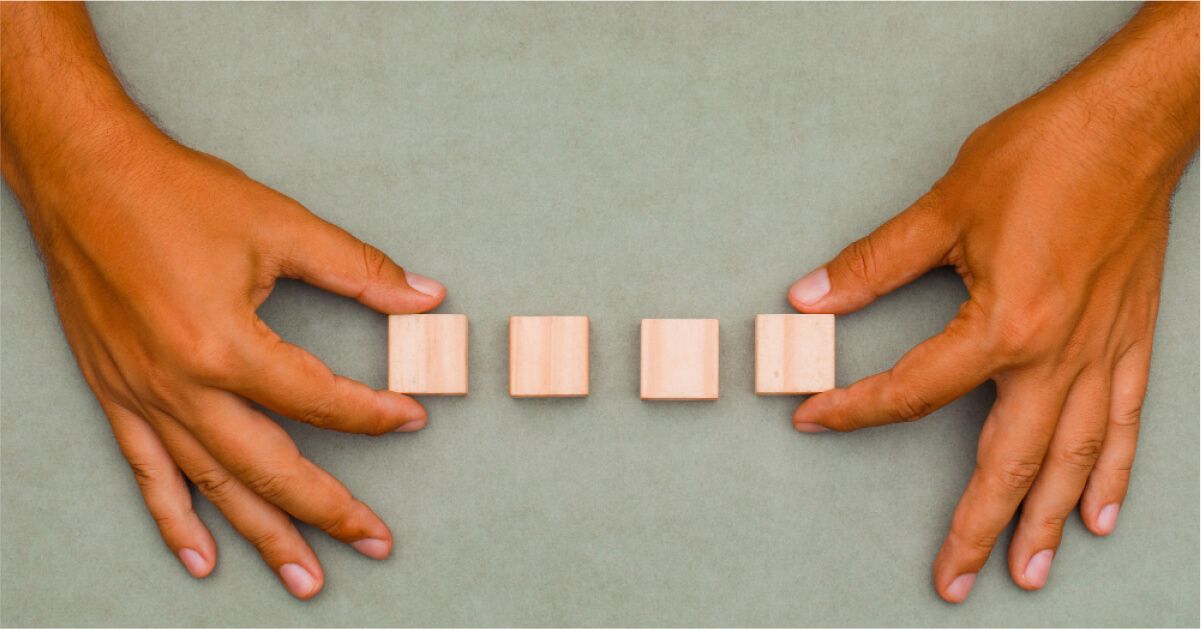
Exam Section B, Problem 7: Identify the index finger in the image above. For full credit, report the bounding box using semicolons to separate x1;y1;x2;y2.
228;326;428;435
793;300;995;432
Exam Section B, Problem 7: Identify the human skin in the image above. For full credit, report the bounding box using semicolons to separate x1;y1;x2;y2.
789;1;1198;604
1;1;1196;606
1;2;449;599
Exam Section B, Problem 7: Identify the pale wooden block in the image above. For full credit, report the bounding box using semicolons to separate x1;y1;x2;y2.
388;314;468;396
509;316;589;398
755;314;835;395
640;319;719;400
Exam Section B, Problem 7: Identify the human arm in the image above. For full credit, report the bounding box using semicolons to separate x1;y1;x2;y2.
788;1;1198;603
1;1;446;599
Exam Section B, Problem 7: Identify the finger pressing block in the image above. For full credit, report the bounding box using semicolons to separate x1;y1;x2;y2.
509;316;589;398
755;314;834;395
640;319;719;400
388;314;468;396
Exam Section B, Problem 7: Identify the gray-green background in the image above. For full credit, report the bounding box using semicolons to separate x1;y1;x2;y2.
2;2;1197;626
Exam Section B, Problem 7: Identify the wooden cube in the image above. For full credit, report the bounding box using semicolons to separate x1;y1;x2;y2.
509;316;590;398
388;314;468;396
640;319;719;400
755;314;835;395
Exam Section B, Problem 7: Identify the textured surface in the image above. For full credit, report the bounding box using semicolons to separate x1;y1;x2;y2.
640;319;721;400
1;2;1197;627
509;316;589;398
756;314;836;395
388;314;469;395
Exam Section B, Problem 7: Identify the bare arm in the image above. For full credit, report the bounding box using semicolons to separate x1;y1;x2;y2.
789;1;1198;603
2;2;447;599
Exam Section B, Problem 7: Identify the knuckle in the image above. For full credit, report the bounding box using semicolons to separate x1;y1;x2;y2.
1112;403;1143;429
1098;461;1133;485
128;460;161;487
182;334;244;384
190;468;239;503
1059;335;1091;364
1034;513;1068;535
842;236;880;290
360;242;391;284
315;492;359;537
889;383;935;422
949;526;997;556
978;297;1072;365
247;528;285;552
137;366;184;408
993;458;1042;493
245;470;293;503
986;314;1045;363
1057;438;1103;472
1107;465;1133;486
151;511;180;529
296;386;338;429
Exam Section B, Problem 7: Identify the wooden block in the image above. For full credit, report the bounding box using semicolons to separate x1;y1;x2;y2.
755;314;835;395
640;319;719;400
388;314;468;396
509;316;590;398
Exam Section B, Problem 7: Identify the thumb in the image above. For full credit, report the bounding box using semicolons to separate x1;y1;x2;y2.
789;191;956;315
278;211;446;314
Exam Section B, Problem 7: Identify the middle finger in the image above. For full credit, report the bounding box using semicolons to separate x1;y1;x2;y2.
175;390;393;558
1007;364;1110;590
932;367;1070;603
147;410;327;599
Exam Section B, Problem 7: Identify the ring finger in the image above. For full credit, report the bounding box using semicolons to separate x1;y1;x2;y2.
148;410;326;599
175;390;393;558
932;367;1070;603
1007;364;1110;590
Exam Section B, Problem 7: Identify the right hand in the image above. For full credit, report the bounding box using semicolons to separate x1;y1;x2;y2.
19;130;445;599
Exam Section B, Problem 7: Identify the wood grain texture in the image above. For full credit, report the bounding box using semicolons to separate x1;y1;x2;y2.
640;319;719;400
388;314;468;396
755;314;834;395
509;316;589;398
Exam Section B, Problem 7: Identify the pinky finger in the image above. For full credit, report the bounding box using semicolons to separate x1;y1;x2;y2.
1081;340;1151;536
105;401;217;578
148;411;326;600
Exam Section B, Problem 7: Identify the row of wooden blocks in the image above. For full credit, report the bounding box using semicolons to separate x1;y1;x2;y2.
388;314;835;400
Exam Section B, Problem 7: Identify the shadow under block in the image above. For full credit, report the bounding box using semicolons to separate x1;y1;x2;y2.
509;316;590;398
388;314;468;396
640;319;720;400
755;314;835;395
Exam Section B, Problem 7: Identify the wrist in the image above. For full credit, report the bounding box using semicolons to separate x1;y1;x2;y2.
0;2;170;221
1041;2;1199;171
3;105;172;244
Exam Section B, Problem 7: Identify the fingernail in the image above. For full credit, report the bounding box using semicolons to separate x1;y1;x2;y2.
404;272;444;298
1096;503;1120;535
394;418;426;433
1023;549;1054;588
279;563;317;598
178;548;209;578
794;422;829;433
790;267;831;306
945;573;976;603
351;538;391;560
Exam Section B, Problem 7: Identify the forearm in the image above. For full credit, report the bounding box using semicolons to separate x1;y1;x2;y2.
1042;2;1199;170
0;2;164;210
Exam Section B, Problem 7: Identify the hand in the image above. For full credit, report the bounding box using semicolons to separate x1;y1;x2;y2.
2;3;448;599
24;132;446;598
787;2;1198;603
